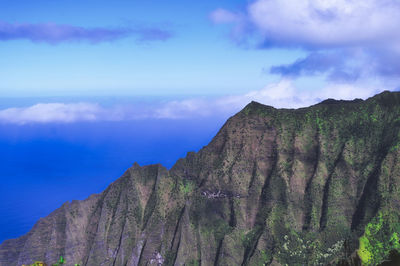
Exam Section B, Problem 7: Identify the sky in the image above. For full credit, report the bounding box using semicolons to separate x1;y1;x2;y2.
1;0;400;119
1;0;400;242
0;0;282;97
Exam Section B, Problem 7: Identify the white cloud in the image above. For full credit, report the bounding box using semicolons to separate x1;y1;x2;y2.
211;0;400;90
215;79;384;109
153;99;212;119
0;82;390;124
0;103;123;124
0;100;216;124
151;80;388;118
239;0;400;49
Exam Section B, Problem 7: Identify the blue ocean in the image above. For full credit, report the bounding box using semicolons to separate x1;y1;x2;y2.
0;98;228;243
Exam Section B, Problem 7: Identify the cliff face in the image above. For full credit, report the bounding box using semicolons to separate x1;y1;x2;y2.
1;91;400;266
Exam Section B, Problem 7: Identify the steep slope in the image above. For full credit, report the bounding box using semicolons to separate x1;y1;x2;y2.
1;91;400;265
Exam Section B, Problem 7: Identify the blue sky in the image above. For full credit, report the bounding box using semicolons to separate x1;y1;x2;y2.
0;0;296;97
1;0;399;111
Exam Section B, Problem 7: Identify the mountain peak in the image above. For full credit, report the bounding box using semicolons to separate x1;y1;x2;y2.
317;98;364;105
2;91;400;265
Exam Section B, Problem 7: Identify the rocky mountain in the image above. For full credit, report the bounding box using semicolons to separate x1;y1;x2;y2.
1;91;400;266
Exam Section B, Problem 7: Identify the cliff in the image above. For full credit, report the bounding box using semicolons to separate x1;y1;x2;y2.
1;91;400;265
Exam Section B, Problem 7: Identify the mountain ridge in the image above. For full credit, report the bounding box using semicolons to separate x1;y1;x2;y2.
1;90;400;265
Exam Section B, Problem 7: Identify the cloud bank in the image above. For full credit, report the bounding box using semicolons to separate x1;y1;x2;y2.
0;81;385;124
213;0;400;49
0;103;112;124
211;0;400;86
0;21;172;44
269;51;363;82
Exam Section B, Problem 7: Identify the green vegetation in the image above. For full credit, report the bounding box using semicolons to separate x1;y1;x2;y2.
242;228;260;249
179;180;195;195
23;262;46;266
210;219;232;241
277;231;308;265
259;250;272;265
357;210;400;265
390;141;400;152
163;250;177;266
51;256;65;266
268;223;350;266
186;259;200;266
316;114;324;132
24;256;81;266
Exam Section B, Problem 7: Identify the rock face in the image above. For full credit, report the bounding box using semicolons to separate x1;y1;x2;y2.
1;91;400;265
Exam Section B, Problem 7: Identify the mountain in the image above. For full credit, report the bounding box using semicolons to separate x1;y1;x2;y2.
1;91;400;266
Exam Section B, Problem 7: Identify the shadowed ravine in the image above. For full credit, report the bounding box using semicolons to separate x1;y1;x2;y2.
1;91;400;265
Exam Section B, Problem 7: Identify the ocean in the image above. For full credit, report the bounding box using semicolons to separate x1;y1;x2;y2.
0;115;227;243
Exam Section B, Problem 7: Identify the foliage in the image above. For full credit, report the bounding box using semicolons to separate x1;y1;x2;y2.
276;230;308;265
23;262;46;266
24;256;81;266
212;219;232;241
390;141;400;152
163;250;177;266
271;226;348;266
314;239;345;265
357;210;400;265
179;180;195;195
242;228;260;249
186;259;200;266
51;256;65;266
316;114;324;132
259;250;272;266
